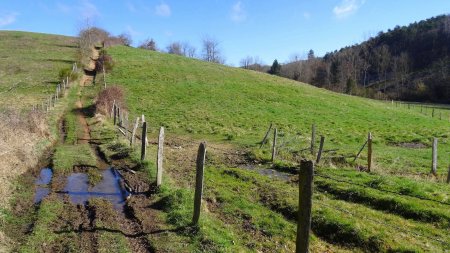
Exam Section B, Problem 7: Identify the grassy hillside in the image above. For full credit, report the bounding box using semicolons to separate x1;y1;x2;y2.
108;46;449;178
104;45;450;252
0;31;77;108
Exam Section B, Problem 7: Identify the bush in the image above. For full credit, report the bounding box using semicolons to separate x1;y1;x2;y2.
95;86;126;116
58;67;79;82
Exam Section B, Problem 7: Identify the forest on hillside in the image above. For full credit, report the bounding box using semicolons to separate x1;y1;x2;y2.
246;15;450;103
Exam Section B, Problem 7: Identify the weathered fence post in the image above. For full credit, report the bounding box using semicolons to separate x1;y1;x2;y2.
193;142;207;225
316;136;325;164
141;121;147;160
103;65;106;89
157;127;165;187
296;160;314;253
141;114;148;147
113;104;117;125
447;165;450;184
117;107;121;127
367;132;373;172
431;138;437;175
110;100;115;118
271;128;278;162
260;123;273;148
310;124;316;155
130;117;139;146
432;108;435;118
353;139;368;162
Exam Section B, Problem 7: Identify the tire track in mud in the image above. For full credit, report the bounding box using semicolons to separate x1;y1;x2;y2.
75;63;154;251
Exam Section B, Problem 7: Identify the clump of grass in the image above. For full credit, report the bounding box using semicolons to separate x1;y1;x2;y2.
53;144;96;172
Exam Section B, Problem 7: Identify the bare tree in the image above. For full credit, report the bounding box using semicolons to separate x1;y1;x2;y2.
139;38;157;51
179;42;196;57
201;36;224;64
240;56;254;69
117;33;132;46
167;42;183;55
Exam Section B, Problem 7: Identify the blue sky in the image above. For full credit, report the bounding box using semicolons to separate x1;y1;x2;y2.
0;0;449;66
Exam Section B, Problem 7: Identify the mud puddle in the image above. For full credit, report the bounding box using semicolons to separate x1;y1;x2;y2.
35;168;130;210
34;168;53;203
240;164;292;181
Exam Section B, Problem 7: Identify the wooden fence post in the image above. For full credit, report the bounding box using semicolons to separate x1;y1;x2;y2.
157;127;165;187
103;65;106;89
310;124;316;155
432;108;435;118
141;114;148;147
141;121;147;160
296;160;314;253
193;142;207;225
367;132;373;172
110;100;115;118
271;128;277;162
117;107;121;127
113;104;117;125
353;139;368;162
447;165;450;184
316;136;325;164
260;123;273;148
130;117;139;146
431;138;437;175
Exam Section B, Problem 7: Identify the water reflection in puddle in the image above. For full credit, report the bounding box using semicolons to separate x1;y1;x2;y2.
34;168;130;209
62;168;129;210
34;168;53;203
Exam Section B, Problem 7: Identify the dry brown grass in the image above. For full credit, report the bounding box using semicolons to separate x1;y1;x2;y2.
0;108;49;251
95;86;126;116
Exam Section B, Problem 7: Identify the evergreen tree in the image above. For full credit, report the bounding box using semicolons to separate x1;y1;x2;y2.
346;78;356;94
269;59;281;75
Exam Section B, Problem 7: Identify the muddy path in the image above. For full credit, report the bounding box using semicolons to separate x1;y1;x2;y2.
58;78;156;252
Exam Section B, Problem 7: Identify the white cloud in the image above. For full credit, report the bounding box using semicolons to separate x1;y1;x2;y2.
126;25;140;37
303;12;311;20
155;3;171;17
333;0;365;19
80;0;100;20
56;2;71;13
126;2;137;13
164;30;173;37
230;1;246;23
0;12;18;27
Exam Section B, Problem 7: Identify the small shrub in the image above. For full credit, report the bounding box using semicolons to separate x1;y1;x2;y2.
95;86;126;116
58;67;78;82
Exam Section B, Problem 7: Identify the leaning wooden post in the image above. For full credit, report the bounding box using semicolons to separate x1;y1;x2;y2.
367;132;373;172
296;160;314;253
316;136;325;164
353;139;368;162
193;142;207;225
141;121;147;160
271;128;278;162
130;117;139;146
431;138;438;175
310;124;316;155
260;123;273;148
156;127;165;187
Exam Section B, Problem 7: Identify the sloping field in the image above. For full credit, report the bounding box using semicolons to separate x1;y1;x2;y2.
108;46;449;178
104;46;450;251
0;31;77;108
